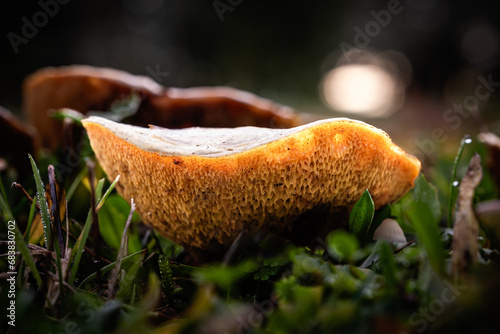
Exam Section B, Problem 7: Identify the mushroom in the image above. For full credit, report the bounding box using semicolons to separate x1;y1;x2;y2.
23;65;301;149
373;218;407;244
82;116;420;252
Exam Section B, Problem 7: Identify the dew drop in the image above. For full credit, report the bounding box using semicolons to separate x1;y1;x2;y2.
453;180;459;187
464;138;472;144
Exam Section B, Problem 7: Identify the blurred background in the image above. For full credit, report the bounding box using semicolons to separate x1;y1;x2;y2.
2;0;500;159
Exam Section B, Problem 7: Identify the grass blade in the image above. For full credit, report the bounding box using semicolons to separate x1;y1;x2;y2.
68;209;93;285
0;180;13;221
116;253;144;302
95;178;105;205
0;172;12;206
448;135;472;228
24;199;37;243
14;224;44;287
48;165;65;301
29;154;52;249
78;249;145;288
107;198;136;299
97;175;120;211
68;173;120;285
0;188;43;287
65;167;87;203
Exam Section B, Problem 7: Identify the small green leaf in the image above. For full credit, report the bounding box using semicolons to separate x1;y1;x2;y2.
50;108;85;124
89;93;141;122
254;265;280;281
349;190;375;244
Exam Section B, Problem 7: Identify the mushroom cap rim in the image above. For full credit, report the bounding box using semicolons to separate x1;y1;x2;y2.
82;116;393;158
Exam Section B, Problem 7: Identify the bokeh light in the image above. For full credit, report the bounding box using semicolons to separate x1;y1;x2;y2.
320;50;408;118
461;21;499;70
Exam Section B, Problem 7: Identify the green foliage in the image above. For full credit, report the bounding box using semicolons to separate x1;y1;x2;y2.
327;230;360;263
69;173;120;285
375;241;398;294
0;186;43;287
3;134;500;334
196;260;258;290
254;256;289;280
159;254;174;296
348;189;375;244
78;249;145;288
98;194;142;253
392;174;445;275
30;155;65;300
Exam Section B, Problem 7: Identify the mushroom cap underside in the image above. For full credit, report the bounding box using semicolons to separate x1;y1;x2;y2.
82;116;421;251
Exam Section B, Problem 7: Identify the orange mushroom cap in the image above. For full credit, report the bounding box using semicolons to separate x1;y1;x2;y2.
82;116;420;252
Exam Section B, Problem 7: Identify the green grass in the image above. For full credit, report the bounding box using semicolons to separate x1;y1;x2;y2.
1;130;500;334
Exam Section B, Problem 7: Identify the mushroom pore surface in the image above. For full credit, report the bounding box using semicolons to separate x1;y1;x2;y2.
82;116;421;252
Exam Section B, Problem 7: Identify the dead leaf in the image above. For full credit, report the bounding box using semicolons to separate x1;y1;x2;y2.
452;153;483;274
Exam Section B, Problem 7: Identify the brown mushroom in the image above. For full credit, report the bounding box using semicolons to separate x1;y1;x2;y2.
82;116;420;252
23;65;302;149
373;218;407;244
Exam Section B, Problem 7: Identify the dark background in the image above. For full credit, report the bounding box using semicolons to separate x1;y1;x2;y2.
2;0;500;155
